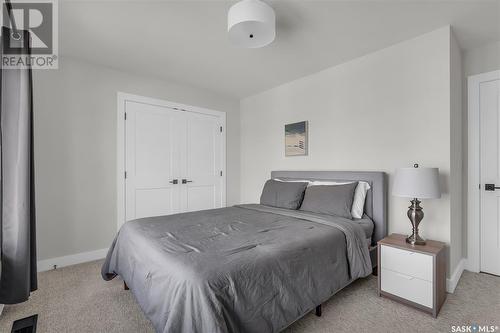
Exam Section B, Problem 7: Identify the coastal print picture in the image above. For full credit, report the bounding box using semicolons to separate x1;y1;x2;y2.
285;121;308;156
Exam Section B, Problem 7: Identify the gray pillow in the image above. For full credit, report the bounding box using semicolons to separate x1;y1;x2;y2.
299;183;357;219
260;179;308;210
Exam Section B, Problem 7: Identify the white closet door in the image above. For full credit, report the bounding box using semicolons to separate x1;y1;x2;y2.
123;98;224;224
480;78;500;276
181;112;223;212
125;101;182;221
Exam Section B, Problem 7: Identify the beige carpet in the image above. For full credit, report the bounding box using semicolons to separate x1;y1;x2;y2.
0;260;499;333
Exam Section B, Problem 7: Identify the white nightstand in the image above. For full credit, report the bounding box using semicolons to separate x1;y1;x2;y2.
378;233;446;317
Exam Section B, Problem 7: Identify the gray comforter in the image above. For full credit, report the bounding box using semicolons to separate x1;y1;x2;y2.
101;204;372;333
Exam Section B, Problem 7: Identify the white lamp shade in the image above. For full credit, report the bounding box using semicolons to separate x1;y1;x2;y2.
228;0;275;48
392;167;441;199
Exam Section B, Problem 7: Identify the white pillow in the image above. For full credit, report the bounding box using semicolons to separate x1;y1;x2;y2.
308;181;371;219
274;178;311;183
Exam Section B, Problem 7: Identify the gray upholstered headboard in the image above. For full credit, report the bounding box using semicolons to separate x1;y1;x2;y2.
271;170;387;245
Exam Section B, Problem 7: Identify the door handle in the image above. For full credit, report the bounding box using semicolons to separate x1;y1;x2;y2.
485;184;500;191
169;179;178;184
182;179;193;184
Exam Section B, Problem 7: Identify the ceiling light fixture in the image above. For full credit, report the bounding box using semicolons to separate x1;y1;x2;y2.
228;0;275;48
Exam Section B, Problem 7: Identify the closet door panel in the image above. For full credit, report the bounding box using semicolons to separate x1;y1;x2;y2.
135;188;173;219
125;101;182;221
135;107;174;187
183;112;222;212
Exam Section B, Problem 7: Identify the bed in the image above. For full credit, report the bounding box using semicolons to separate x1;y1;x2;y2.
102;170;387;333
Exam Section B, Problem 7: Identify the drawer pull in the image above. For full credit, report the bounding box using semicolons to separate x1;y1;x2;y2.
395;272;414;280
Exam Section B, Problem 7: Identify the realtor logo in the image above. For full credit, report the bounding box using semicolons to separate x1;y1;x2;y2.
1;0;58;69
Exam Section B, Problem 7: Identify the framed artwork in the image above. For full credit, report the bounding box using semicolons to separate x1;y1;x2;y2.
285;121;308;156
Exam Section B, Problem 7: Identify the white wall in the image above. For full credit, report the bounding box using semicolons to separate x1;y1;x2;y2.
463;41;500;77
240;27;458;275
33;57;240;261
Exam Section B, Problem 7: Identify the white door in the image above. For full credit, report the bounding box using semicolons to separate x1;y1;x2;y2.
182;112;223;212
123;97;225;224
125;101;183;221
480;76;500;276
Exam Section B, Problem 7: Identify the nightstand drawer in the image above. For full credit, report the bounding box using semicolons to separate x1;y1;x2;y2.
380;268;433;308
381;245;433;281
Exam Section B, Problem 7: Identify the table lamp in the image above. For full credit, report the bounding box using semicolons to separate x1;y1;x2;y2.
392;164;441;245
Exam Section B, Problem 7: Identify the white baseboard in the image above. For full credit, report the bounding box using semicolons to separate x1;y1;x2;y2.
37;248;108;272
446;258;466;293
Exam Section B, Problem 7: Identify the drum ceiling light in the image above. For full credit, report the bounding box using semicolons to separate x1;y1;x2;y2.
228;0;275;48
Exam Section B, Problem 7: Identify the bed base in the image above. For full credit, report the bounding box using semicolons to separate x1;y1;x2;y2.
370;246;378;276
315;305;321;317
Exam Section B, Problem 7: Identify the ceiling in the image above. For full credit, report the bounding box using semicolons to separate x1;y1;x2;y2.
60;0;500;98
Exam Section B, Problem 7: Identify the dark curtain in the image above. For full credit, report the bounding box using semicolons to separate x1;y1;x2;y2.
0;26;37;304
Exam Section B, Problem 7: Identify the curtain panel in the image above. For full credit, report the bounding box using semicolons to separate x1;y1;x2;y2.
0;26;37;304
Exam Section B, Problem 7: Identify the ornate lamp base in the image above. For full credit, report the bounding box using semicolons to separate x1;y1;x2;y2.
406;233;426;245
406;198;426;246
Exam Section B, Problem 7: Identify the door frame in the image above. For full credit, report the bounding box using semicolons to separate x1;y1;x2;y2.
467;70;500;272
116;92;227;231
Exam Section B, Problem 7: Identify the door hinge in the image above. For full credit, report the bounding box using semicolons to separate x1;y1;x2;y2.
220;126;223;133
124;112;127;120
220;170;223;176
124;171;127;179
